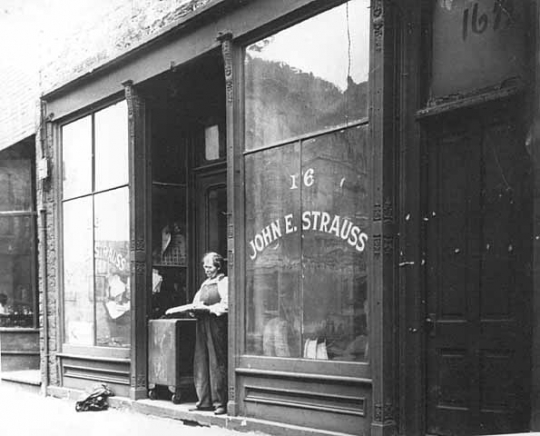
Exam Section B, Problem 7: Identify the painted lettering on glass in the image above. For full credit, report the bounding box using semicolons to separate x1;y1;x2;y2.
462;0;514;41
248;212;368;260
289;168;315;189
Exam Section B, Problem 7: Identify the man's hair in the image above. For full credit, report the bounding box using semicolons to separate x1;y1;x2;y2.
202;252;225;272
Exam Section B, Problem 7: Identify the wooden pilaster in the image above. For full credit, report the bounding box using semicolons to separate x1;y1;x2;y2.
370;1;399;435
123;80;151;400
219;31;244;417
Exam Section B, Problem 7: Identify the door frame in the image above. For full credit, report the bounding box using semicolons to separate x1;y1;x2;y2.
192;163;227;286
421;100;532;435
398;0;536;433
400;92;533;436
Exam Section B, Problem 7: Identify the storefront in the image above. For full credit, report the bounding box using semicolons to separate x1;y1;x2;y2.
0;138;39;374
38;0;539;435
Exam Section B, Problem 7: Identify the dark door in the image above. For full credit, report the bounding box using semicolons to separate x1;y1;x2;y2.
194;168;227;285
424;104;531;435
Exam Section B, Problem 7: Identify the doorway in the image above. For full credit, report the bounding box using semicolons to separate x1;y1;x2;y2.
142;49;227;403
423;102;532;435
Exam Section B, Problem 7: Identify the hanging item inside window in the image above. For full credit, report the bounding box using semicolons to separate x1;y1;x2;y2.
104;273;130;320
303;337;329;360
160;222;186;266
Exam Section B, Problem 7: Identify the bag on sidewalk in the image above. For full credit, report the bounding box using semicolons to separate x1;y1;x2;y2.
75;383;114;412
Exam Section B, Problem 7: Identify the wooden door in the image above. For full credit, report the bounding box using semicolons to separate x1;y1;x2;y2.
194;168;227;285
424;105;531;435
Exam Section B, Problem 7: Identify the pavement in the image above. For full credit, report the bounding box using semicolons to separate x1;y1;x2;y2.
0;380;264;436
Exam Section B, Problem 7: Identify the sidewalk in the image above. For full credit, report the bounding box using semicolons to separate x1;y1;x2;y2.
0;380;264;436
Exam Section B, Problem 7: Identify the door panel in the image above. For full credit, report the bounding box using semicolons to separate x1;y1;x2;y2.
425;106;531;436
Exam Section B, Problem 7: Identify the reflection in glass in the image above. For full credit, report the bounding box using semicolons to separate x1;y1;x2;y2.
245;0;370;149
95;100;129;191
94;188;130;347
0;216;35;328
62;115;92;199
0;160;32;211
245;127;369;362
245;143;303;358
63;197;94;345
301;127;369;361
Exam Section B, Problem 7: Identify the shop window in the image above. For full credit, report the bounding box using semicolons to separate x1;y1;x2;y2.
0;216;36;328
244;0;369;150
0;149;37;329
244;0;370;362
62;100;130;348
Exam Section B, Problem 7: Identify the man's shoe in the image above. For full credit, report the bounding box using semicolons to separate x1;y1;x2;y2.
189;406;214;412
214;406;227;415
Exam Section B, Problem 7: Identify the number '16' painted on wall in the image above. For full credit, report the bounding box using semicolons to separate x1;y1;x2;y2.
462;0;515;41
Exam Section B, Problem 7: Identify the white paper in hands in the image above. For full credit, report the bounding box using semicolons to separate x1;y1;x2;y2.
165;303;209;316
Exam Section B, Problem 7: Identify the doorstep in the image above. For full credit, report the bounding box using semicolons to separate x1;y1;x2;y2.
47;385;352;436
0;369;41;394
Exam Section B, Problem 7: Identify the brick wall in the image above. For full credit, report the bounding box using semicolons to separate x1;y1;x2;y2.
40;0;211;93
1;0;212;149
0;6;39;151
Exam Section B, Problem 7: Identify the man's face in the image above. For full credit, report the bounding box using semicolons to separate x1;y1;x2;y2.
203;258;218;279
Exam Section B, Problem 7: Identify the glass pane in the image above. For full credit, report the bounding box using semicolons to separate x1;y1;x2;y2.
62;115;92;199
0;216;35;328
63;197;94;345
245;143;303;357
431;0;527;98
94;188;130;348
205;125;220;161
245;126;369;361
244;0;370;150
95;100;129;191
194;122;227;167
301;126;369;362
0;160;32;211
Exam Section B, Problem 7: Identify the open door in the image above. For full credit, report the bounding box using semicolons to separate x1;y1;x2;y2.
424;102;532;435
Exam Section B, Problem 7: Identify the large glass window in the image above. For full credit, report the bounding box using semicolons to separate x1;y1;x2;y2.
244;0;369;150
244;0;370;362
0;146;37;329
62;100;130;348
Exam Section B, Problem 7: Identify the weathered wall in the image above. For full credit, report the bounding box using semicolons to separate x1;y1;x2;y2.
0;0;212;150
40;0;212;93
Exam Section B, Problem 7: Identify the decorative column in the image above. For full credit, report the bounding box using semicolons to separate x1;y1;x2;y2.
219;31;243;416
370;0;398;435
123;80;151;400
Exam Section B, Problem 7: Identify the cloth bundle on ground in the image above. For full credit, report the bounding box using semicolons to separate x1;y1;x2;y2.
75;383;114;412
